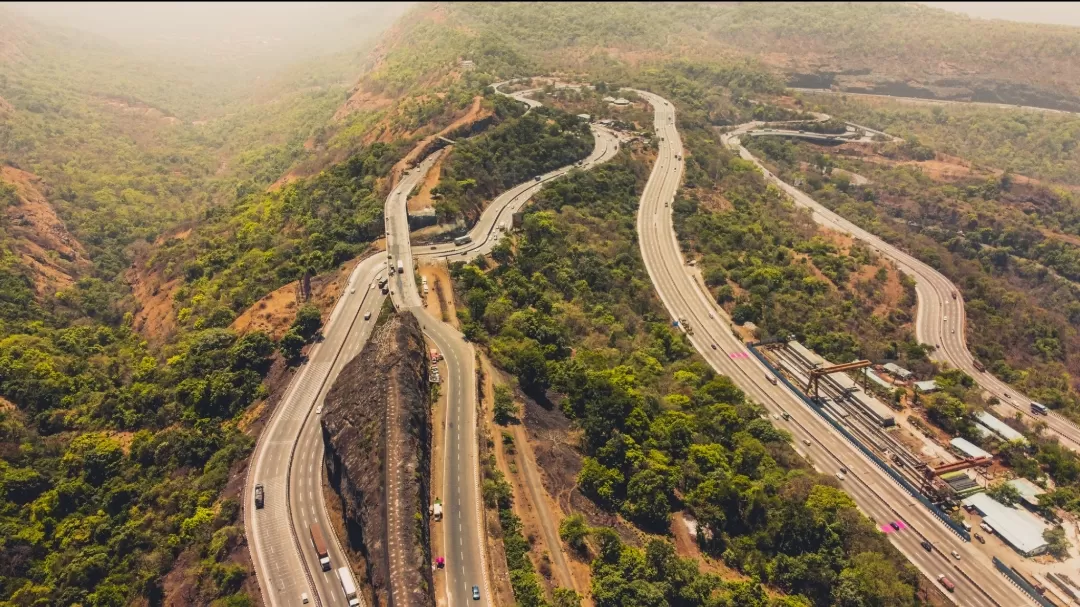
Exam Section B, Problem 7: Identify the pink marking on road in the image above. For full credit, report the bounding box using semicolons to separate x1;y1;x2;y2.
728;352;749;359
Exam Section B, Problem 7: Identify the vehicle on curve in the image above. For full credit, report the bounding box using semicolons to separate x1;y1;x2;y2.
337;567;361;607
253;484;264;509
937;575;955;592
309;523;331;571
301;593;309;604
952;291;958;299
454;235;472;246
973;359;985;372
1031;402;1049;415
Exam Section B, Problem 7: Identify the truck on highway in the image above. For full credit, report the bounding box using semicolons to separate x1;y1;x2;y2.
337;567;361;607
309;523;331;571
937;575;955;592
397;260;404;274
973;359;985;372
253;484;264;509
454;235;472;246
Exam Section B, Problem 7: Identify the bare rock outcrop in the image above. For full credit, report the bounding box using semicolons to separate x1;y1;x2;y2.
322;311;434;607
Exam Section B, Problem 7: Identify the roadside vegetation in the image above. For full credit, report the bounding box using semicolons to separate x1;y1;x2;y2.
745;136;1080;416
459;148;920;605
800;95;1080;186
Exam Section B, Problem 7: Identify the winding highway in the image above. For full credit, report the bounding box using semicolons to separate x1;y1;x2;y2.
723;120;1080;452
632;88;1033;606
247;85;617;607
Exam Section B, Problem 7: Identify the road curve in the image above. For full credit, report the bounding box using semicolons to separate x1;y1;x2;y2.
632;88;1031;606
725;122;1080;452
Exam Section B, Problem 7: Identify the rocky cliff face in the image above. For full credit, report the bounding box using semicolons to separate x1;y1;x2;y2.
322;311;434;607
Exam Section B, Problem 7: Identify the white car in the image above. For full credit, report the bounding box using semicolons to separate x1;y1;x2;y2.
802;439;811;447
835;472;846;481
315;406;322;415
364;311;372;320
951;550;961;560
350;288;355;294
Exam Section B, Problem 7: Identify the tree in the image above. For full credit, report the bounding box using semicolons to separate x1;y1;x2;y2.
493;385;518;425
986;481;1022;507
1044;525;1072;559
279;330;306;365
292;304;323;341
559;513;590;554
833;551;916;607
553;587;582;607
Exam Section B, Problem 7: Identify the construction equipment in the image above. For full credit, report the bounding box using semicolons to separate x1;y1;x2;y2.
806;360;871;399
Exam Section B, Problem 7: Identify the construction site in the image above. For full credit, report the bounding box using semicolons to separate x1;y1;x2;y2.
755;340;994;509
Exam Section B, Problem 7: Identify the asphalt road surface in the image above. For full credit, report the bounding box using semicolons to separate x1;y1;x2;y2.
633;88;1032;606
725;122;1080;452
246;82;618;607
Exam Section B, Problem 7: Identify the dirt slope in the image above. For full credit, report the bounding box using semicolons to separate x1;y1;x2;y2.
322;311;434;607
1;166;90;296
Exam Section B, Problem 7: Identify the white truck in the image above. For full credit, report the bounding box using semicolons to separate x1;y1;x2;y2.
337;567;361;607
397;260;404;274
432;501;443;521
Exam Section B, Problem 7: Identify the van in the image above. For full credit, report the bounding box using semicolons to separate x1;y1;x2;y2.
767;375;778;386
960;521;971;532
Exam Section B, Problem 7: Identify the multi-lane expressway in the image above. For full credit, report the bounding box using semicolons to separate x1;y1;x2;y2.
247;94;618;607
633;88;1033;606
722;121;1080;452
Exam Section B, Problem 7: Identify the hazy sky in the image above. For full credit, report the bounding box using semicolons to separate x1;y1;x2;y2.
923;2;1080;27
5;2;413;66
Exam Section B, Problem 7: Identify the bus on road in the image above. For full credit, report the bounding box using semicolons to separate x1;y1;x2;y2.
454;235;472;246
1031;402;1049;415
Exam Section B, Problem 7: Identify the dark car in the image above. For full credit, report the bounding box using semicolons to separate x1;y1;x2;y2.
921;540;932;552
472;585;480;600
890;521;901;531
974;533;986;544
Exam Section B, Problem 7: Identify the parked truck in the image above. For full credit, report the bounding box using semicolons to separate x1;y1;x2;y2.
337;567;361;607
432;500;443;521
309;523;331;571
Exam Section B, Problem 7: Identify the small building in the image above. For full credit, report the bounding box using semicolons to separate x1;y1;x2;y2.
861;368;893;391
941;471;981;498
975;411;1027;444
576;114;591;122
914;380;939;393
610;97;631;107
961;492;1049;556
1007;478;1046;510
883;363;913;380
459;59;475;71
950;437;992;460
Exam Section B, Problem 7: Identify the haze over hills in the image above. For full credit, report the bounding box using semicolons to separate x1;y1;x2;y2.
3;3;1080;607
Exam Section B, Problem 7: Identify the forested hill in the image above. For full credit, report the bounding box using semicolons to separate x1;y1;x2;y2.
364;2;1080;110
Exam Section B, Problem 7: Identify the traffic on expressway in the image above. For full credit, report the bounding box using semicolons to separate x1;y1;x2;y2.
633;88;1033;605
245;85;620;607
723;121;1080;453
